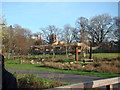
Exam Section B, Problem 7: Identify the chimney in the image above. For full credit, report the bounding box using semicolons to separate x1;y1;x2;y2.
38;35;42;40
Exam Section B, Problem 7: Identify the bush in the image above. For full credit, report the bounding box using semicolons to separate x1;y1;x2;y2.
18;74;41;88
12;73;69;89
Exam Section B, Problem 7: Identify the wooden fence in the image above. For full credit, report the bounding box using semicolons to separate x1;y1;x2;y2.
52;77;120;90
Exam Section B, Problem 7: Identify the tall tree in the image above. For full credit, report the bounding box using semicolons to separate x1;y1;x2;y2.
113;17;120;42
113;17;120;50
63;24;75;43
12;24;34;55
88;14;114;46
76;17;89;43
0;15;9;54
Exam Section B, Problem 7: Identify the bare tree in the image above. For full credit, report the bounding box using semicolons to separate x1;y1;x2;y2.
88;14;114;46
113;17;120;42
40;25;61;44
63;24;75;43
72;28;80;42
75;14;115;58
76;17;89;43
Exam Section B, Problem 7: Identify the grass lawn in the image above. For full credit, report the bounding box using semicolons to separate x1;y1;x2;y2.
5;60;120;78
10;53;120;60
92;53;120;58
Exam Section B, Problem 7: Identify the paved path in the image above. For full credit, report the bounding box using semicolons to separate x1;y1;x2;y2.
8;68;105;83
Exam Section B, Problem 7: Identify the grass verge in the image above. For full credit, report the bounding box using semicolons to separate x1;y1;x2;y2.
5;60;120;78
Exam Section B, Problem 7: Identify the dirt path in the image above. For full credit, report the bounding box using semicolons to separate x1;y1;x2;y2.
7;68;105;83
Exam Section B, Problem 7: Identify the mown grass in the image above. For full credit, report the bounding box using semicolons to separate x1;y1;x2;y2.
5;60;120;78
92;53;120;58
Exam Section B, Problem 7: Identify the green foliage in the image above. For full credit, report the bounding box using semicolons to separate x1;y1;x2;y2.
12;73;69;89
5;59;19;64
18;74;41;88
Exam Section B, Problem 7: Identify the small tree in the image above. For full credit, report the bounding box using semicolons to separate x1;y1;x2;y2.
13;24;34;55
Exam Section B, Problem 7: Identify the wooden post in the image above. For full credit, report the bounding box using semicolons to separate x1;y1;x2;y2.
106;85;113;90
75;47;78;62
66;46;68;60
89;42;92;59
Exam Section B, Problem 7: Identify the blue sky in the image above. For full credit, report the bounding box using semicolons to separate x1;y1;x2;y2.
2;2;118;33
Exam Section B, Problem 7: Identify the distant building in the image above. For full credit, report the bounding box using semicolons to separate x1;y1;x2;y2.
54;34;58;42
31;35;42;40
38;35;42;40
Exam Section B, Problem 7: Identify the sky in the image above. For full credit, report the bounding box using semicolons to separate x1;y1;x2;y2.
1;2;119;33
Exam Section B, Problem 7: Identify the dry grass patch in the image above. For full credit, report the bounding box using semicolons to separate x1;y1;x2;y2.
43;59;120;74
